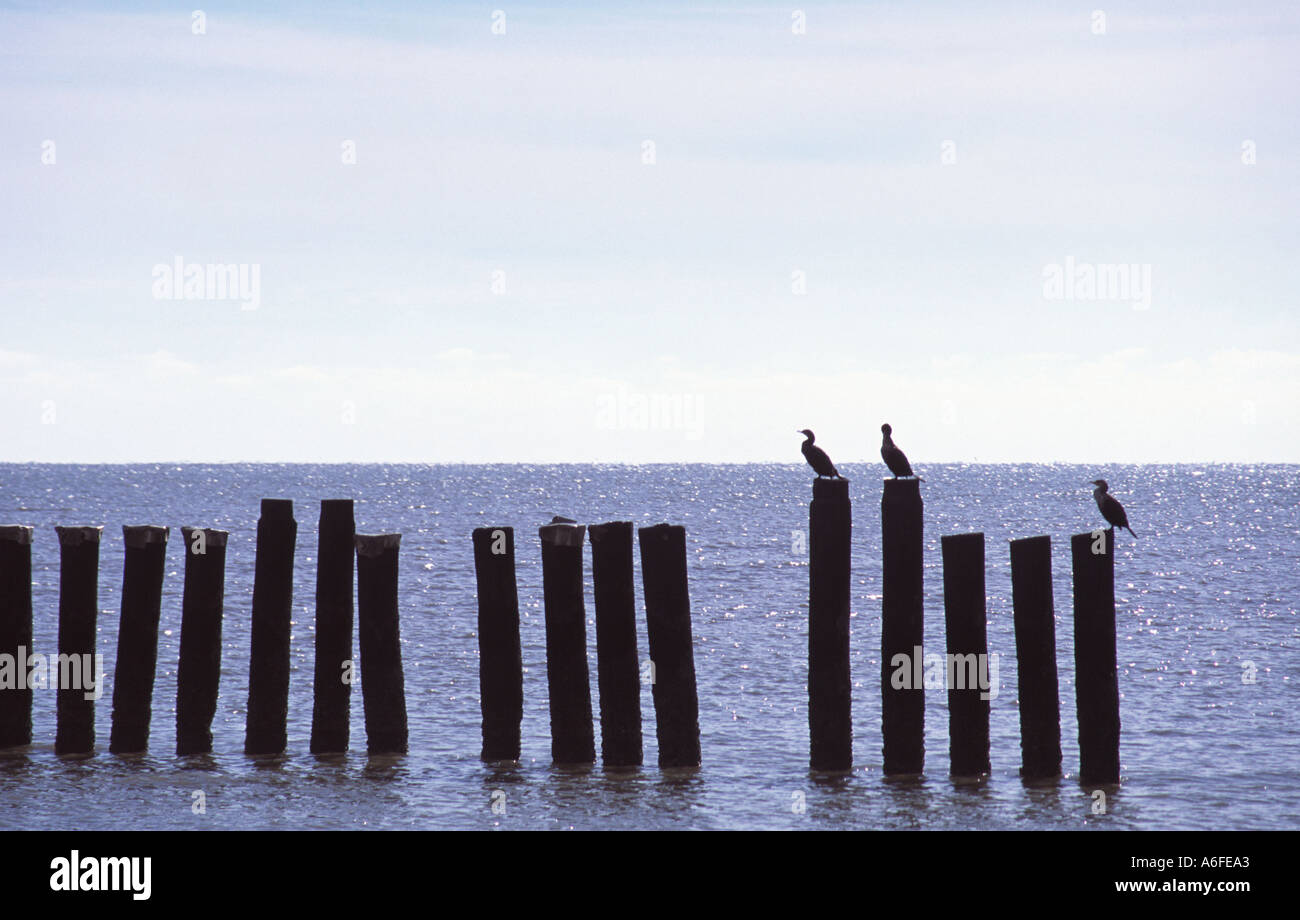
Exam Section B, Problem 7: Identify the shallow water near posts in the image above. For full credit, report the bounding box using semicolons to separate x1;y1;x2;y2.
0;462;1296;829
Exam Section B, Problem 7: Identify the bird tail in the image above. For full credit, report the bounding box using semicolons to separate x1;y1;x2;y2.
1125;526;1137;539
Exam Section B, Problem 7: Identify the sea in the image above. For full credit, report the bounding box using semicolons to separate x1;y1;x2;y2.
0;463;1296;830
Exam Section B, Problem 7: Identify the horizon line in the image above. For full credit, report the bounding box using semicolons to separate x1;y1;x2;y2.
1;459;1296;467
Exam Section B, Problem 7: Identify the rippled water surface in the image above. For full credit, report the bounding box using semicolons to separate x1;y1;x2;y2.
0;463;1296;830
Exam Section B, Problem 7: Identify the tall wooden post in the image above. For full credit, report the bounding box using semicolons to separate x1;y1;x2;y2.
808;479;852;771
245;499;297;755
638;523;701;769
472;526;523;762
1010;535;1062;779
881;479;924;775
590;521;643;768
109;525;169;754
1071;528;1120;784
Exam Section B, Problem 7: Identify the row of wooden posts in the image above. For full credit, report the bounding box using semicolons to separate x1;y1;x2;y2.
0;500;409;757
0;481;1120;783
809;478;1120;784
0;500;703;767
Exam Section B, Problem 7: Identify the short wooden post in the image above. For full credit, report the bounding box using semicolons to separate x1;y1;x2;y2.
0;526;35;748
1010;535;1062;780
881;479;924;775
175;527;228;755
638;523;701;768
472;526;523;762
1071;528;1121;784
589;521;643;768
356;534;407;754
941;532;990;777
808;478;852;771
310;499;355;754
540;522;595;764
245;499;297;755
109;525;169;754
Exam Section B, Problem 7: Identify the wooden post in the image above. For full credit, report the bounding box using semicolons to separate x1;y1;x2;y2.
540;522;595;764
109;525;169;754
808;478;852;771
310;499;355;754
941;532;990;777
356;534;408;754
1010;535;1062;780
471;526;523;762
881;479;924;775
589;521;643;768
0;526;34;748
1071;528;1121;784
245;499;297;755
175;527;228;756
638;523;701;768
54;526;102;755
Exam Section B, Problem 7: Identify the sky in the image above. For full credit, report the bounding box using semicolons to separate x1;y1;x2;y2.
1;1;1298;463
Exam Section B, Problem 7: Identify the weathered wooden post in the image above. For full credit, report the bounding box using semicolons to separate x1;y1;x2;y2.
310;499;355;754
245;499;297;755
808;478;852;771
589;521;642;768
54;526;102;754
109;525;169;754
638;523;701;769
0;526;34;748
540;521;595;764
1010;535;1062;780
1071;527;1121;784
881;479;924;775
175;527;228;756
356;534;407;754
941;532;990;777
472;526;523;762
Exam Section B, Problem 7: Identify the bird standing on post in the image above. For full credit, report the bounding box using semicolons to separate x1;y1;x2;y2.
1091;480;1137;538
798;430;841;479
880;424;919;479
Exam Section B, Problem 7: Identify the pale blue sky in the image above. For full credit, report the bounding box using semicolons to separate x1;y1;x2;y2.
2;1;1297;462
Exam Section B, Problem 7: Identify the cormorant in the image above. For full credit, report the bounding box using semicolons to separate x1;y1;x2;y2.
1091;480;1137;538
798;429;841;478
880;423;918;479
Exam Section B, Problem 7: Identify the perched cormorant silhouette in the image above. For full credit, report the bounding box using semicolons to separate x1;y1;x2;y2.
880;423;918;479
798;429;841;478
1091;480;1137;538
